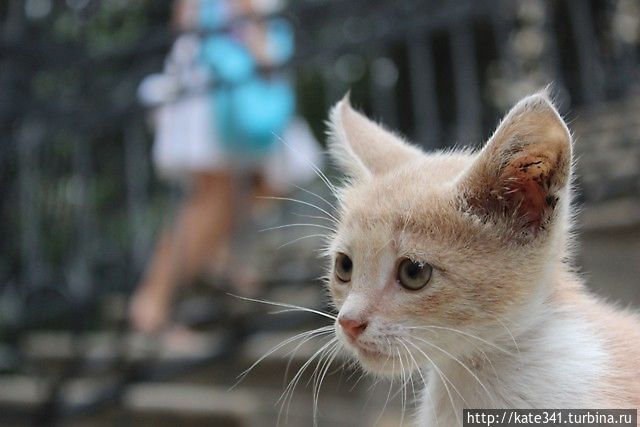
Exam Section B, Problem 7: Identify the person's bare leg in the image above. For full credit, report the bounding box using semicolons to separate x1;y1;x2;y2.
176;172;235;280
224;171;285;295
130;171;235;332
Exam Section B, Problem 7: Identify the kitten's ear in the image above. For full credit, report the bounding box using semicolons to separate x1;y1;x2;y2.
459;92;572;233
327;94;423;179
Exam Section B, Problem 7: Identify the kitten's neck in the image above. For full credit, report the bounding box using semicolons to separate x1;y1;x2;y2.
490;260;583;347
420;271;607;423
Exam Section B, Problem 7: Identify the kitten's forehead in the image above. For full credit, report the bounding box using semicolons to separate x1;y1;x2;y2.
389;153;473;187
331;156;473;266
340;153;473;221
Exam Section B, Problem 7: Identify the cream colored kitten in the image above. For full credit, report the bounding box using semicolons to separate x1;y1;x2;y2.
325;92;640;425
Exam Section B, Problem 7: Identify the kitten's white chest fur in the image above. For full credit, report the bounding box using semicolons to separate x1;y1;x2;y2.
417;306;608;426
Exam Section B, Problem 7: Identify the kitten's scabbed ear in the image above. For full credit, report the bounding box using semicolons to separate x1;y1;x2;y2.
459;92;572;233
327;94;423;179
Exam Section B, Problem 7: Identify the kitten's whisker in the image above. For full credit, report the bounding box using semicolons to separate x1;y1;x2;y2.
362;376;382;412
313;344;340;425
373;357;396;427
403;338;465;426
333;358;348;391
399;339;441;427
257;196;340;223
282;328;336;387
278;233;328;250
308;339;335;388
291;184;338;213
412;336;498;407
389;349;406;400
274;135;338;196
259;223;336;233
405;325;515;356
400;339;422;387
278;338;330;425
228;294;338;320
233;326;334;389
279;338;338;424
389;349;417;424
397;347;407;426
348;360;370;391
393;348;405;424
490;314;521;355
407;358;418;409
328;356;347;378
404;350;420;414
291;212;336;224
404;325;441;338
268;308;314;315
349;370;367;392
283;339;338;427
345;363;362;385
309;344;332;414
457;334;501;383
362;350;392;398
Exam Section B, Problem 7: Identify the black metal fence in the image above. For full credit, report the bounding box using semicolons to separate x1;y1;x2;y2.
294;0;639;144
2;0;640;318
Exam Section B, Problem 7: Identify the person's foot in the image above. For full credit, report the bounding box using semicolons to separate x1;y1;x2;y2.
129;282;172;333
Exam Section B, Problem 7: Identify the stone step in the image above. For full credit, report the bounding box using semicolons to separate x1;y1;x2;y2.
18;329;229;379
0;375;128;408
120;382;397;427
0;375;46;407
20;327;334;365
18;327;357;392
0;375;405;427
123;383;258;427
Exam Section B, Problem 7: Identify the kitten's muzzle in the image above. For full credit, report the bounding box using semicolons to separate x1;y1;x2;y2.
338;317;368;341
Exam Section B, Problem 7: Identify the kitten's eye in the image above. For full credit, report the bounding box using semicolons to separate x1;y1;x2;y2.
397;258;432;290
335;252;353;283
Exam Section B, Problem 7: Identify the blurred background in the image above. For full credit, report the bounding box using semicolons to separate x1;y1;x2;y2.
1;0;640;426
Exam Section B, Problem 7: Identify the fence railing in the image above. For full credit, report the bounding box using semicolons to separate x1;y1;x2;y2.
291;0;640;147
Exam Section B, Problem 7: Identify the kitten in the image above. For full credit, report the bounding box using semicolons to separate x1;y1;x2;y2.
324;92;640;425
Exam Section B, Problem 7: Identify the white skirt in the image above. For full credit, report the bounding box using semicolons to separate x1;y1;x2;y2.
149;91;324;191
151;92;225;179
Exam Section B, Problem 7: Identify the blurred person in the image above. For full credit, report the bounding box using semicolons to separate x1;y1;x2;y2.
131;0;322;333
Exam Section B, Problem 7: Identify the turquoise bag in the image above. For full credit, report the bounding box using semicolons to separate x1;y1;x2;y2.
199;0;295;153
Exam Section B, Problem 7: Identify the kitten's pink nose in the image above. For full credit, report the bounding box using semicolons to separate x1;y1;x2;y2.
338;317;368;341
